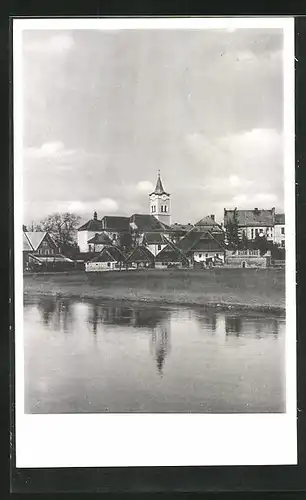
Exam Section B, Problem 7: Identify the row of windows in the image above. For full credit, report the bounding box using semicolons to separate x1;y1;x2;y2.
36;249;56;255
198;253;219;258
151;205;168;213
242;227;285;239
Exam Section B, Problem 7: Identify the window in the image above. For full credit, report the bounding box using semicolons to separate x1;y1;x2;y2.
164;205;167;212
151;206;154;212
281;227;285;235
161;205;164;213
281;240;285;247
107;262;111;267
255;229;258;236
251;229;254;239
158;244;161;251
89;245;92;252
206;254;208;257
199;253;202;258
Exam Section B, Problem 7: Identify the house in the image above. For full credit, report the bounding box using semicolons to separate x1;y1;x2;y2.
188;232;226;266
23;231;74;272
169;223;194;242
225;249;271;268
85;246;126;272
125;246;155;269
155;240;189;269
101;216;130;244
87;232;112;253
224;207;276;242
77;211;104;252
274;213;285;247
195;214;224;236
142;232;169;256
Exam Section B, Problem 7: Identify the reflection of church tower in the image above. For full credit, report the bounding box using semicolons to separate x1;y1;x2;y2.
149;171;171;226
150;319;171;377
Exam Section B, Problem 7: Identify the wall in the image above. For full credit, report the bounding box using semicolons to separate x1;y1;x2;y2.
155;261;185;269
239;226;274;241
85;261;119;272
225;255;269;268
78;230;104;252
149;194;171;226
274;224;285;247
146;243;167;257
193;251;225;263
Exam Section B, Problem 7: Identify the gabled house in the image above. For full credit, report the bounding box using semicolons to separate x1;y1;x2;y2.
23;231;74;271
77;211;104;252
125;246;155;269
188;232;226;265
142;232;169;256
87;232;112;253
85;246;126;272
155;240;189;269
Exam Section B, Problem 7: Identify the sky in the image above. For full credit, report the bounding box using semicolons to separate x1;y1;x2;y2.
22;27;284;226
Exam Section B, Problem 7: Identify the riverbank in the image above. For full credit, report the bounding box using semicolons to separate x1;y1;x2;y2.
23;268;286;312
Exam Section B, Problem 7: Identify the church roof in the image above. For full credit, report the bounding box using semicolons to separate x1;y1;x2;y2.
101;216;130;231
150;173;170;196
129;214;170;232
78;219;103;232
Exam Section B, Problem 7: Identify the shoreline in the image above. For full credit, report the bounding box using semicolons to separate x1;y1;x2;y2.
23;289;286;314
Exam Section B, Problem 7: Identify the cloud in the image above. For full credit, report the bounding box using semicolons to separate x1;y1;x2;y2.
232;193;277;205
25;141;75;159
25;33;75;54
136;181;154;192
66;198;118;214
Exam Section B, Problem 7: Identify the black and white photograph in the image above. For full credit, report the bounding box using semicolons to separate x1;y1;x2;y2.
14;17;296;468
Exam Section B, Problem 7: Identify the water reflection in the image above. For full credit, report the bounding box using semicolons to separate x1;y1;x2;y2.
24;296;285;413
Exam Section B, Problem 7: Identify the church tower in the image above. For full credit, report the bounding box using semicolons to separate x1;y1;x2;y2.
149;172;171;226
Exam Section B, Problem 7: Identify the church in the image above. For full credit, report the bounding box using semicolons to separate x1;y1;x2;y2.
77;172;173;253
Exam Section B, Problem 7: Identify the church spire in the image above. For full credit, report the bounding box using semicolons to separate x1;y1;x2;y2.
150;171;169;196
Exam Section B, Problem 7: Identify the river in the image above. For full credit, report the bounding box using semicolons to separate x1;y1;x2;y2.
23;296;286;413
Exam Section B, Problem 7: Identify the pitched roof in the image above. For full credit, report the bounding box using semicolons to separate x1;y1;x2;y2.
78;218;103;232
101;216;130;231
129;214;170;232
23;232;33;251
170;223;194;232
224;208;275;227
125;245;155;264
275;213;285;224
91;246;126;263
143;232;168;245
150;173;170;196
87;232;112;244
24;231;48;251
155;240;189;264
190;235;226;253
195;215;223;232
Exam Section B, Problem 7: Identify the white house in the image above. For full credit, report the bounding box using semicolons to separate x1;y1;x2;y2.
77;211;104;252
274;214;285;247
142;232;168;256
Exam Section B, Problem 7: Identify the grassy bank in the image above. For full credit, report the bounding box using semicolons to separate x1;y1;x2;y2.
23;268;285;311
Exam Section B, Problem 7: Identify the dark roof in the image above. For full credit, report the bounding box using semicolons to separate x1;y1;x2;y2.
224;208;275;227
78;219;103;232
275;213;285;224
177;229;226;254
101;216;130;231
155;241;189;263
125;246;155;264
170;223;194;232
143;232;168;245
87;232;112;244
91;246;126;263
195;215;223;232
149;173;170;196
129;214;170;232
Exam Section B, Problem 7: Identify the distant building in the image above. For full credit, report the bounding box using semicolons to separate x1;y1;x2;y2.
225;249;271;268
77;211;104;252
125;245;155;269
223;207;285;246
23;231;74;271
142;232;168;256
149;172;171;226
85;246;126;272
274;213;285;247
87;232;113;253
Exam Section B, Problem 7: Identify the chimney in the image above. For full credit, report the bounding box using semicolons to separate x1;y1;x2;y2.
93;211;97;220
210;214;215;221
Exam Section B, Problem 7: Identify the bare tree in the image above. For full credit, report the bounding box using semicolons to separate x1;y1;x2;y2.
39;212;81;251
